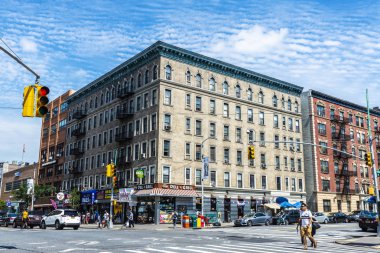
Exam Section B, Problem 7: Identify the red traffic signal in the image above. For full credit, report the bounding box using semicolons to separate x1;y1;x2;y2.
36;85;50;117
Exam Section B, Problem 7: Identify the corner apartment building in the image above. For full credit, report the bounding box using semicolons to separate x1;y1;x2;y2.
302;90;380;213
0;161;20;199
38;90;75;192
63;41;305;223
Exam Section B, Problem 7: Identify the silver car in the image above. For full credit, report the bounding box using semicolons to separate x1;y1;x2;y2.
313;212;329;224
234;212;271;226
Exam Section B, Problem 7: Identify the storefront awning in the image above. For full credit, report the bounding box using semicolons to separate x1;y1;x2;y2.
134;188;199;197
264;203;280;209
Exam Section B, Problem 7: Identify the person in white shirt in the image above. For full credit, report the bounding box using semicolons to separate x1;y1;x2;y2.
299;203;317;250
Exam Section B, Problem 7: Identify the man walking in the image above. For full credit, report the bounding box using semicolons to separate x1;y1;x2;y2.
128;210;134;228
172;212;178;229
22;209;29;229
103;210;110;229
299;203;317;250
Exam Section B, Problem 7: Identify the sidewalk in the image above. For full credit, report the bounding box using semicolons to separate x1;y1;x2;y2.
335;236;380;249
80;222;235;231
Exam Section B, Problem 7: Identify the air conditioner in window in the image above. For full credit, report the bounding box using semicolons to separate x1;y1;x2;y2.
291;167;296;172
224;159;229;164
142;153;146;158
289;146;295;152
261;163;267;169
164;125;171;131
211;182;216;187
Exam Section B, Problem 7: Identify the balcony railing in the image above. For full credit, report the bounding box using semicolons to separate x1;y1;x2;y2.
71;128;86;137
117;88;134;98
70;148;84;156
73;110;87;120
115;132;133;142
333;151;351;159
331;133;351;141
330;115;349;124
116;109;134;120
118;156;132;167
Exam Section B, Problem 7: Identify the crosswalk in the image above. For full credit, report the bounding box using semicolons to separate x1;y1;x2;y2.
122;242;377;253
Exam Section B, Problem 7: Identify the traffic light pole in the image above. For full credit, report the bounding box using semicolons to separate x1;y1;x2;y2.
0;46;40;83
366;89;380;237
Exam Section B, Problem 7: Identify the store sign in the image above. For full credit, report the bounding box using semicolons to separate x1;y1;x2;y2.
119;188;134;202
136;184;154;190
81;190;96;204
56;192;65;201
136;169;144;178
105;189;119;199
162;184;194;190
97;191;105;200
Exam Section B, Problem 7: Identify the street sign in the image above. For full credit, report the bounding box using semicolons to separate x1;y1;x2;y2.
136;169;144;178
6;200;11;207
202;157;209;179
56;192;65;201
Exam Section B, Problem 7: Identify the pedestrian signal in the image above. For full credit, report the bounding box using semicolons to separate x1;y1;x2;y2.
35;85;50;117
22;86;35;117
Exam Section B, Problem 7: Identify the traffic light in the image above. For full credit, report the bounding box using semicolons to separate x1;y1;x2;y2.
22;85;35;117
113;176;118;188
248;146;255;159
35;85;50;117
106;163;115;177
366;152;373;167
369;186;375;196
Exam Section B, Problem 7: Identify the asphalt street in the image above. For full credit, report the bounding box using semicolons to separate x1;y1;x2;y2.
0;223;378;253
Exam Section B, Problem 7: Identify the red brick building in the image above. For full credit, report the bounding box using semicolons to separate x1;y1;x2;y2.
302;90;380;213
38;90;75;192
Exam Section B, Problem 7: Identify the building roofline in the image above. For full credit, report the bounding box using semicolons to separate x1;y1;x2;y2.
305;89;380;117
68;41;303;103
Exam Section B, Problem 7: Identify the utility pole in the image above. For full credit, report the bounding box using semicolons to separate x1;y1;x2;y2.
366;89;380;236
31;165;36;211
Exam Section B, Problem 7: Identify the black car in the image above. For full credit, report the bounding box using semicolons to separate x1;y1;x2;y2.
272;210;300;225
359;212;377;232
12;211;44;228
328;212;348;223
347;210;361;222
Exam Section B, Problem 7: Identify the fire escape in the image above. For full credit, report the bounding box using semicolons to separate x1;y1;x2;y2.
331;115;354;199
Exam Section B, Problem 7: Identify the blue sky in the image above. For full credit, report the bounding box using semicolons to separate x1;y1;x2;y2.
1;0;380;163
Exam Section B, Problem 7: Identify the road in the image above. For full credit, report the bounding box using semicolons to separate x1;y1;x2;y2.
0;223;377;252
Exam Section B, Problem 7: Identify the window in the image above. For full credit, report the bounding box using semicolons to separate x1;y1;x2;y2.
272;95;278;107
288;118;293;131
145;69;150;84
196;169;202;185
185;168;191;184
291;178;296;191
60;102;68;112
222;81;228;95
163;166;170;183
209;122;216;138
165;65;172;80
273;115;279;128
223;103;229;117
235;106;241;120
138;73;142;87
143;93;149;109
195;74;202;87
209;78;216;91
258;91;264;104
164;114;171;128
185;118;191;133
317;105;325;117
318;123;326;135
274;135;279;149
195;144;201;160
247;109;253;123
195;96;202;111
297;159;302;172
284;156;288;168
249;174;255;189
260;153;266;166
209;99;216;114
298;179;303;192
210;146;216;162
151;114;157;131
259;112;264;125
320;141;328;154
285;178;289;191
261;175;267;189
152;89;157;105
248;130;254;144
237;150;242;165
247;88;252;101
224;172;230;187
164;89;172;105
150;139;156;157
295;120;300;132
153;65;158;80
322;179;330;191
236;128;242;142
223;125;229;140
287;99;292;111
195;120;202;135
163;140;170;157
276;177;281;190
323;199;331;212
259;132;265;146
224;148;230;163
235;85;241;98
186;71;191;83
275;156;280;169
237;173;243;188
185;142;191;159
321;160;329;173
211;171;216;186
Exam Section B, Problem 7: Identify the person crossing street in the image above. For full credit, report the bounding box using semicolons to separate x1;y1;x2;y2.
21;209;29;229
298;203;317;250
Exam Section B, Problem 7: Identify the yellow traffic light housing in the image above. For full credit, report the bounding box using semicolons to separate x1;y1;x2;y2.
106;163;115;177
22;85;35;117
113;176;118;188
369;186;375;196
35;85;49;117
366;152;373;167
248;146;255;159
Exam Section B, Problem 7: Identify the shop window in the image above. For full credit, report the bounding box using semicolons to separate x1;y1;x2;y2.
323;199;331;212
210;198;217;211
196;197;202;211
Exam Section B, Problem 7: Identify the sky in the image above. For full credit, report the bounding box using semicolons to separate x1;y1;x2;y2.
0;0;380;163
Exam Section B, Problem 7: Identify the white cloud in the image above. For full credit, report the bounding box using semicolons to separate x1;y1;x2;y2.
19;37;38;53
323;40;341;46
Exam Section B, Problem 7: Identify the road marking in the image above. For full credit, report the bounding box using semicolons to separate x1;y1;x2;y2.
145;249;176;253
59;249;98;252
38;246;56;249
124;250;148;253
28;242;47;245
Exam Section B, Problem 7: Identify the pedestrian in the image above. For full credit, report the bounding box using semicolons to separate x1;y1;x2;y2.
86;211;90;224
21;209;29;229
128;210;134;228
103;210;110;229
298;203;317;250
172;212;178;229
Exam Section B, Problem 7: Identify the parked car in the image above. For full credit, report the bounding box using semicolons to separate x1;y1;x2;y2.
40;209;80;230
347;210;361;222
359;212;377;232
12;211;44;228
313;212;329;224
272;210;300;225
327;212;348;223
0;213;17;227
0;214;8;227
234;212;272;226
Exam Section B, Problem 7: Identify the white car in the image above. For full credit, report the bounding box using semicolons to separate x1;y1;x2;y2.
40;209;80;230
313;212;329;224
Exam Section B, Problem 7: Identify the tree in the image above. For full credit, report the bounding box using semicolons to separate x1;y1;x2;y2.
69;188;80;210
0;200;7;211
11;183;56;208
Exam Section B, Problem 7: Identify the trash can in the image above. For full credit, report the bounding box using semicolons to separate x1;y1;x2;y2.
182;215;190;228
198;215;205;228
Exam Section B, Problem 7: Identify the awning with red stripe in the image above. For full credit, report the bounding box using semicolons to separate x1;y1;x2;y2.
134;188;198;197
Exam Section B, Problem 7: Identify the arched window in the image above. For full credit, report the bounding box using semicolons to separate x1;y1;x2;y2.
106;91;110;103
186;70;191;83
272;95;278;107
247;88;253;101
223;82;229;95
100;94;104;106
153;65;158;80
138;73;142;87
195;74;202;88
94;97;98;108
111;87;116;100
165;65;172;80
235;85;241;98
117;84;121;95
287;99;292;111
281;98;285;109
130;77;135;91
209;78;216;91
295;101;299;113
84;102;88;112
89;99;93;109
258;91;264;104
145;70;150;84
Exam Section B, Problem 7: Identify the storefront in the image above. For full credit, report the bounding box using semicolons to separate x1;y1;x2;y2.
133;183;198;225
80;189;97;211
